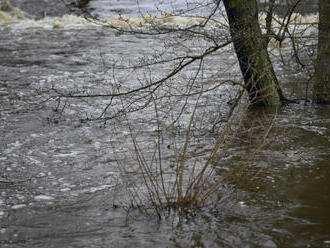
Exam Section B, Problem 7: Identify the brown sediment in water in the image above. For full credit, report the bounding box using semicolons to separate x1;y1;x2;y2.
0;0;33;21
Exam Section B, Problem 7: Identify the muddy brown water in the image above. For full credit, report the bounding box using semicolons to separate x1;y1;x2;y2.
0;1;329;247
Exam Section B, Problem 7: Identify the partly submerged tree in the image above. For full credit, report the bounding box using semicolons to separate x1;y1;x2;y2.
223;0;284;106
43;0;320;215
55;0;318;122
313;0;330;104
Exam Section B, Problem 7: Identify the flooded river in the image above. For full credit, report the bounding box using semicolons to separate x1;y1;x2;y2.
0;0;329;247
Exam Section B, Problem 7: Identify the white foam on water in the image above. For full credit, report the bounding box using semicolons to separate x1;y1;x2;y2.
11;204;27;209
83;184;115;193
60;187;71;192
54;151;79;157
0;4;318;33
259;12;318;27
34;195;55;201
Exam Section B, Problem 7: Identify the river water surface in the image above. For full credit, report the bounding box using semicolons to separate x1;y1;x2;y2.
0;0;329;247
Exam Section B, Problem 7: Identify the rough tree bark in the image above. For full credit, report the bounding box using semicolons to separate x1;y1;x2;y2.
313;0;330;104
223;0;284;106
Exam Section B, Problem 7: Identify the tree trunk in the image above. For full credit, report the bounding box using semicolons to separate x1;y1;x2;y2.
223;0;284;106
313;0;330;104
